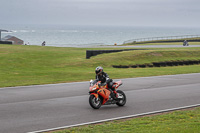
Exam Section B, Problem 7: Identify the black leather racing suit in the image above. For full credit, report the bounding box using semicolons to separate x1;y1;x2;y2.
95;72;114;91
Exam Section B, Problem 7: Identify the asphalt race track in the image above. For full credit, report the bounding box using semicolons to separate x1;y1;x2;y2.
0;73;200;133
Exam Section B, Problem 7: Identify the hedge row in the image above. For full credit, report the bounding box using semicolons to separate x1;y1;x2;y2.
112;60;200;68
0;41;12;44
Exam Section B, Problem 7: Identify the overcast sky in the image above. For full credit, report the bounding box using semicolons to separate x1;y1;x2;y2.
1;0;200;27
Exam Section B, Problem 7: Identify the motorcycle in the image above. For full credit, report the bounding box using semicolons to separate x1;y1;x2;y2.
89;79;126;109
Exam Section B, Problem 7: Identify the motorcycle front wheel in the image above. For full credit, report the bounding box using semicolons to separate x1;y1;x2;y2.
89;95;102;109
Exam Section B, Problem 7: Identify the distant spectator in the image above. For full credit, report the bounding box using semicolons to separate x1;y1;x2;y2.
183;40;189;46
42;41;46;46
25;42;29;45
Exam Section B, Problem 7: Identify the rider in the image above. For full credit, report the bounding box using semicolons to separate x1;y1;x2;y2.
95;66;117;99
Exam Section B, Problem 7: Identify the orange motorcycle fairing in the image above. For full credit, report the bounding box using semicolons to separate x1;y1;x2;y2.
98;88;111;105
90;93;99;99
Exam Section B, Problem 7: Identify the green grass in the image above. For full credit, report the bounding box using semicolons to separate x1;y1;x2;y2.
52;107;200;133
124;42;200;46
123;37;200;45
88;48;200;66
0;44;200;87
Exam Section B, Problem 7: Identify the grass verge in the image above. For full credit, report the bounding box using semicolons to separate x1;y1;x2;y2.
124;42;200;46
51;107;200;133
0;45;200;87
123;37;200;45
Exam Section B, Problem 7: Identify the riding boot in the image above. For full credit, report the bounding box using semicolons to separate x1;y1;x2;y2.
110;90;117;100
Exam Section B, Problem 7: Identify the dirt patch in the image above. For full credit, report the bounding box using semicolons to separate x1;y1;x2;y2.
149;52;163;57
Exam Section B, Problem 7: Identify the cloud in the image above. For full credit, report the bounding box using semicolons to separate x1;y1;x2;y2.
0;0;200;27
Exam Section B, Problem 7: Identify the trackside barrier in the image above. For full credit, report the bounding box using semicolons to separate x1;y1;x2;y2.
86;49;144;59
123;35;200;44
112;60;200;68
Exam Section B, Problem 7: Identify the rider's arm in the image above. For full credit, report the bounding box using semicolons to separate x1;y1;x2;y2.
104;72;109;79
104;72;112;83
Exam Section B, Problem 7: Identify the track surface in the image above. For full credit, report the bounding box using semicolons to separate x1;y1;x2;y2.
0;73;200;133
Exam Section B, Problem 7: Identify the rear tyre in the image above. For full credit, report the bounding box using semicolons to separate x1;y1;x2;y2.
89;95;102;109
116;90;126;106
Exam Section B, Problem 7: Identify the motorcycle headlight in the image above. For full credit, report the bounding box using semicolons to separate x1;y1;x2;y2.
92;87;96;91
89;87;96;91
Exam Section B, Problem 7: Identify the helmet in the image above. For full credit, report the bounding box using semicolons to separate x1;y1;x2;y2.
95;66;103;75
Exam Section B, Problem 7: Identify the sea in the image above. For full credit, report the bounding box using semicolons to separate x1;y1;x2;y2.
1;24;200;47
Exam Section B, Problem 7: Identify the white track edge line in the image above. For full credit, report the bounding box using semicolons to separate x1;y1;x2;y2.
28;103;200;133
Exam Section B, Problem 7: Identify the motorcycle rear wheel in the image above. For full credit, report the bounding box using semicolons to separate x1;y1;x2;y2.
116;90;126;106
89;95;102;109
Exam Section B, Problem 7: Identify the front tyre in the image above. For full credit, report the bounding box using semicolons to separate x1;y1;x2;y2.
89;95;102;109
116;90;126;106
